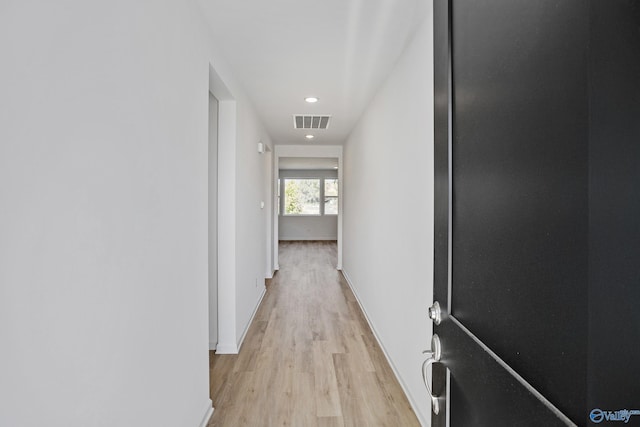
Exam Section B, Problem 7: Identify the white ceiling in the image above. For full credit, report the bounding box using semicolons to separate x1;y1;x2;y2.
198;0;429;145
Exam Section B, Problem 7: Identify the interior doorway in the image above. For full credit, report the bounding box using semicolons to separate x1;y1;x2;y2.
272;145;344;270
278;157;339;242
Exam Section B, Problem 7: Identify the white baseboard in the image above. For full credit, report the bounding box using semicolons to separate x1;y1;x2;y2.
279;237;337;241
340;269;428;427
215;342;238;354
216;287;267;354
236;286;267;352
198;400;214;427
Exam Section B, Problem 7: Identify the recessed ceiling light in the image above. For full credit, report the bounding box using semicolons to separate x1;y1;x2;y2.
304;97;319;103
333;166;338;169
305;134;315;139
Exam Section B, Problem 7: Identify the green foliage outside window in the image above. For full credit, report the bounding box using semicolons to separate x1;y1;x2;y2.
285;180;303;214
284;179;320;215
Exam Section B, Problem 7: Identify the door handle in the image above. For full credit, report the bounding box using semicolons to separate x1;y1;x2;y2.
422;334;442;414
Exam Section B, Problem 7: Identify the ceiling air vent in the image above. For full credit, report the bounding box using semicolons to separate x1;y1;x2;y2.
293;115;331;130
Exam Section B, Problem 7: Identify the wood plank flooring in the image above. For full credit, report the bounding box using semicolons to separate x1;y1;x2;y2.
208;241;420;427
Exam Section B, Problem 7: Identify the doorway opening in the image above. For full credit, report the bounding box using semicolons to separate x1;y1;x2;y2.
273;146;343;271
208;64;238;354
278;157;338;240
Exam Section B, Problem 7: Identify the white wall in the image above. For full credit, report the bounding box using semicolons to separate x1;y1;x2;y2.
264;148;275;278
0;1;271;426
342;14;434;427
278;216;338;241
207;68;272;355
233;99;271;351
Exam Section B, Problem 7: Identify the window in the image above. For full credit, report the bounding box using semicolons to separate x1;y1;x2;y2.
324;179;338;215
284;179;321;215
280;176;339;216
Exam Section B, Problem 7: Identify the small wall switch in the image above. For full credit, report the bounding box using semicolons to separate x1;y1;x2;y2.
260;201;265;209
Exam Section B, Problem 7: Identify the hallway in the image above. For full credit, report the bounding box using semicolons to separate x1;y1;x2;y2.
208;241;420;426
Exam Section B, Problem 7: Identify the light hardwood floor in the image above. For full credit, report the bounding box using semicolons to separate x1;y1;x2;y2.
208;241;420;427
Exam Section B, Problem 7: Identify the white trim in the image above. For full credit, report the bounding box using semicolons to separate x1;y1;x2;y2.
341;269;427;427
273;145;343;271
279;237;338;241
264;149;274;286
216;286;267;354
209;63;238;361
215;342;239;354
216;98;237;353
208;91;220;353
273;155;280;274
336;154;343;271
198;400;214;427
237;286;267;352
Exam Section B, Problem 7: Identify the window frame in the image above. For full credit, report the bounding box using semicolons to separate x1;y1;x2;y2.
279;176;339;217
323;178;339;216
282;177;322;216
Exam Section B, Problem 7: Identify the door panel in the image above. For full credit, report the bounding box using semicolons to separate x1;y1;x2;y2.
443;319;569;427
434;0;640;426
588;0;640;416
450;0;588;421
432;0;588;425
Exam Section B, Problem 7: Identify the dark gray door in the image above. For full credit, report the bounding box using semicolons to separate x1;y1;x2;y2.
431;1;640;426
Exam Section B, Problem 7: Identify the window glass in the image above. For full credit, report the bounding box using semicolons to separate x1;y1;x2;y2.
284;179;320;215
324;179;338;215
